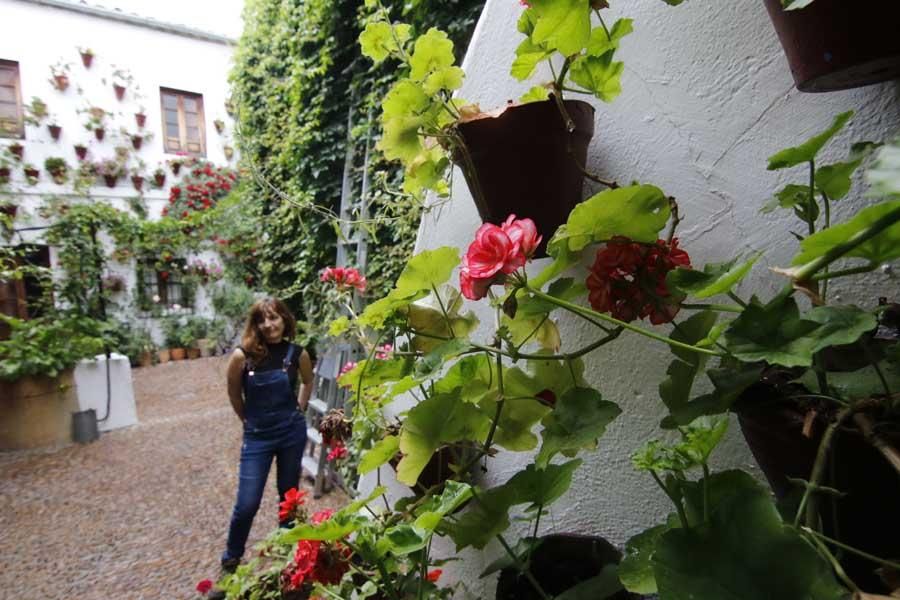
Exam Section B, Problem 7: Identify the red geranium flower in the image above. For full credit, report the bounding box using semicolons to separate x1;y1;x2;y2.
427;569;443;582
311;509;335;525
585;237;690;325
320;266;367;293
279;487;308;522
196;579;213;594
326;442;348;462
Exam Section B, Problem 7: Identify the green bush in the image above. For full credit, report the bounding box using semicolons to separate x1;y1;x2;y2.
0;314;108;381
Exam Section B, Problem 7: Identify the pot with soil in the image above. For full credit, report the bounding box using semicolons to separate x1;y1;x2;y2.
131;135;143;150
762;0;900;92
455;97;595;257
80;50;94;68
153;171;166;188
103;174;118;188
496;534;638;600
138;351;154;368
23;165;39;182
48;124;62;140
735;358;900;593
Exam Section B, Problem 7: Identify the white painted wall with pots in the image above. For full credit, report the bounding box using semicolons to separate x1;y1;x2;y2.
0;0;238;346
360;0;900;597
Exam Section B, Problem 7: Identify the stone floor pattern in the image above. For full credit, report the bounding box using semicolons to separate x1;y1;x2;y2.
0;355;348;600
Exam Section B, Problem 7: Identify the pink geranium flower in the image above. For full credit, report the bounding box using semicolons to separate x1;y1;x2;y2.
311;508;335;525
459;215;539;300
320;266;367;293
501;214;541;259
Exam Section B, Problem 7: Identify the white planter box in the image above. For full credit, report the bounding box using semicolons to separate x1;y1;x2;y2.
74;353;138;432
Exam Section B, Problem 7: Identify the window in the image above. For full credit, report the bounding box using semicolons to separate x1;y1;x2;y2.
0;60;24;139
139;259;194;310
0;245;50;339
160;88;206;156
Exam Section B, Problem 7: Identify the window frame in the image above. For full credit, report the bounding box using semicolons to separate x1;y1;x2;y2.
159;87;206;157
0;59;25;139
138;258;194;311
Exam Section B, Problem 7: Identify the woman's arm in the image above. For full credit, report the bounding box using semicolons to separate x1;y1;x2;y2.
297;349;314;412
226;348;246;421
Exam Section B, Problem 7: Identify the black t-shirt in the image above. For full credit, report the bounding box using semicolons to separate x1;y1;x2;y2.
243;341;302;393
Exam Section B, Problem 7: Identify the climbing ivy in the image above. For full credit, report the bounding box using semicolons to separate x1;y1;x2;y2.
230;0;484;324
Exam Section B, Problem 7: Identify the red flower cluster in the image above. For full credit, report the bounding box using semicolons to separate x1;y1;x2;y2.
585;237;691;325
427;569;443;583
282;511;351;591
326;441;348;462
165;161;238;220
460;215;541;300
195;579;213;595
278;487;308;523
320;266;366;293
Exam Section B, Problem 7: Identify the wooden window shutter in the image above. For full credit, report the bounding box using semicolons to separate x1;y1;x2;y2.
160;88;206;157
0;60;24;139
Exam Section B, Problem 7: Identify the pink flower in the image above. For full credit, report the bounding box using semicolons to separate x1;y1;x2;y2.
320;266;367;293
339;361;356;376
327;442;348;462
465;223;524;279
375;344;393;360
459;256;499;301
311;509;335;525
501;215;541;259
196;579;213;595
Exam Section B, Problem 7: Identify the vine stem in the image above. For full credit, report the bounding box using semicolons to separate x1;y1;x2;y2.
495;531;553;600
794;407;853;529
805;530;860;593
650;470;689;529
801;526;900;572
526;285;724;357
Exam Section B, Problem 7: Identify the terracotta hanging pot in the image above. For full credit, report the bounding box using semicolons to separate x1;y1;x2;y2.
94;128;105;141
10;143;24;160
103;174;118;188
135;112;147;128
24;166;39;180
763;0;900;92
736;377;900;593
131;175;144;191
80;51;94;68
154;172;166;187
74;145;88;161
113;84;126;101
53;75;69;92
131;135;143;150
0;167;10;184
48;124;62;140
456;98;595;257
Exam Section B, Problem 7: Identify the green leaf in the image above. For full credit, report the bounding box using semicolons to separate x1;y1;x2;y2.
408;286;479;352
867;137;900;196
556;564;624;600
327;316;350;337
423;66;465;95
652;471;846;600
358;435;400;475
535;386;621;467
661;365;762;428
814;142;878;200
795;359;900;401
502;312;560;351
340;357;412;390
279;514;367;543
619;524;669;594
397;393;490;485
569;54;624;102
666;254;760;299
433;354;495;403
658;311;717;413
359;22;411;63
511;38;553;81
519;85;551;104
790;199;900;267
409;28;456;82
761;184;812;214
479;395;550;451
480;538;543;578
447;460;582;550
414;338;471;379
586;18;633;57
357;291;427;330
723;296;877;367
529;0;591;57
767;111;853;170
782;0;817;9
548;184;671;253
378;524;430;556
395;247;460;297
415;480;473;525
517;277;588;316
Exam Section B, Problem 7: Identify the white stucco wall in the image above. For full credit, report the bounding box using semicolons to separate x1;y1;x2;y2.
367;0;900;597
0;0;239;341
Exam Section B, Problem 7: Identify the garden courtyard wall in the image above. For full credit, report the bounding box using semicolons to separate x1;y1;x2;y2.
361;0;900;596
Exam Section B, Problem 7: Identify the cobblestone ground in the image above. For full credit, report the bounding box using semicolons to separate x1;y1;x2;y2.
0;356;348;600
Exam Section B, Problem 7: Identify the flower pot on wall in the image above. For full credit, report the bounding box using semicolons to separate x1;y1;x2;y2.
80;51;94;68
48;124;62;140
736;384;900;593
496;534;637;600
74;145;88;160
103;174;118;188
24;166;39;181
131;135;143;150
456;98;595;257
0;167;10;184
135;112;146;128
113;84;126;101
52;74;69;91
763;0;900;92
94;128;105;141
131;175;144;191
10;143;24;160
153;172;166;188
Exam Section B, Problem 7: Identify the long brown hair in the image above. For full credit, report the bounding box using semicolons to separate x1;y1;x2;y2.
240;297;297;364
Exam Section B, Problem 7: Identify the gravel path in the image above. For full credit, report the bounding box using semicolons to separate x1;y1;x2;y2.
0;356;348;600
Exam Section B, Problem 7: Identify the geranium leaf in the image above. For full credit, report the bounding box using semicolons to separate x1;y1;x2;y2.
586;18;633;57
358;435;400;475
279;514;367;543
761;183;811;214
415;480;473;525
569;53;624;102
359;22;411;62
767;111;853;170
549;184;670;253
409;28;456;82
790;199;900;267
661;365;762;429
433;354;495;403
414;338;471;379
395;246;460;296
519;85;551;104
423;66;464;95
620;524;670;594
814;142;879;200
795;359;900;402
511;38;552;81
535;387;621;467
378;523;430;556
666;254;760;299
555;565;624;600
529;0;591;57
341;357;412;390
867;137;900;196
723;296;877;367
652;471;846;600
478;395;550;451
397;393;490;486
658;311;717;413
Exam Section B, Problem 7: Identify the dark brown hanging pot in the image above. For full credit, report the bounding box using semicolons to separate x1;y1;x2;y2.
496;534;638;600
762;0;900;92
735;375;900;593
456;97;595;257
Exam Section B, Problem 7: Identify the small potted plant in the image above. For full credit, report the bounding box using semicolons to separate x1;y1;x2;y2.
102;273;126;293
111;67;133;101
72;160;97;193
161;315;186;361
0;158;10;186
152;164;166;188
24;97;48;127
81;106;108;141
224;97;235;116
213;118;225;134
78;47;94;68
96;158;124;187
130;164;145;192
223;145;234;160
168;155;185;175
135;107;147;129
74;143;88;161
49;62;71;92
23;163;39;184
8;142;24;161
44;157;68;184
47;116;62;141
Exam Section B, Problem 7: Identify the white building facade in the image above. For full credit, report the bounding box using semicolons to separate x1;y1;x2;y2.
0;0;239;344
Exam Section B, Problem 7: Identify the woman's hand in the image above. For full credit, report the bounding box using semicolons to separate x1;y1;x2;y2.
226;348;246;421
297;349;314;412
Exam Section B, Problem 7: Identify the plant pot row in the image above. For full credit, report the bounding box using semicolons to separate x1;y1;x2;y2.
154;341;215;364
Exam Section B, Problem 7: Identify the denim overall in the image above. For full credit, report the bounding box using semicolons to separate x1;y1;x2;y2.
223;344;307;562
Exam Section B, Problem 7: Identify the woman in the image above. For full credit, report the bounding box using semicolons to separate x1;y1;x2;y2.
218;298;313;575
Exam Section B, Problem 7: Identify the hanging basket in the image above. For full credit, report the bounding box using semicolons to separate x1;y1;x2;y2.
763;0;900;92
456;98;595;257
48;124;62;140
